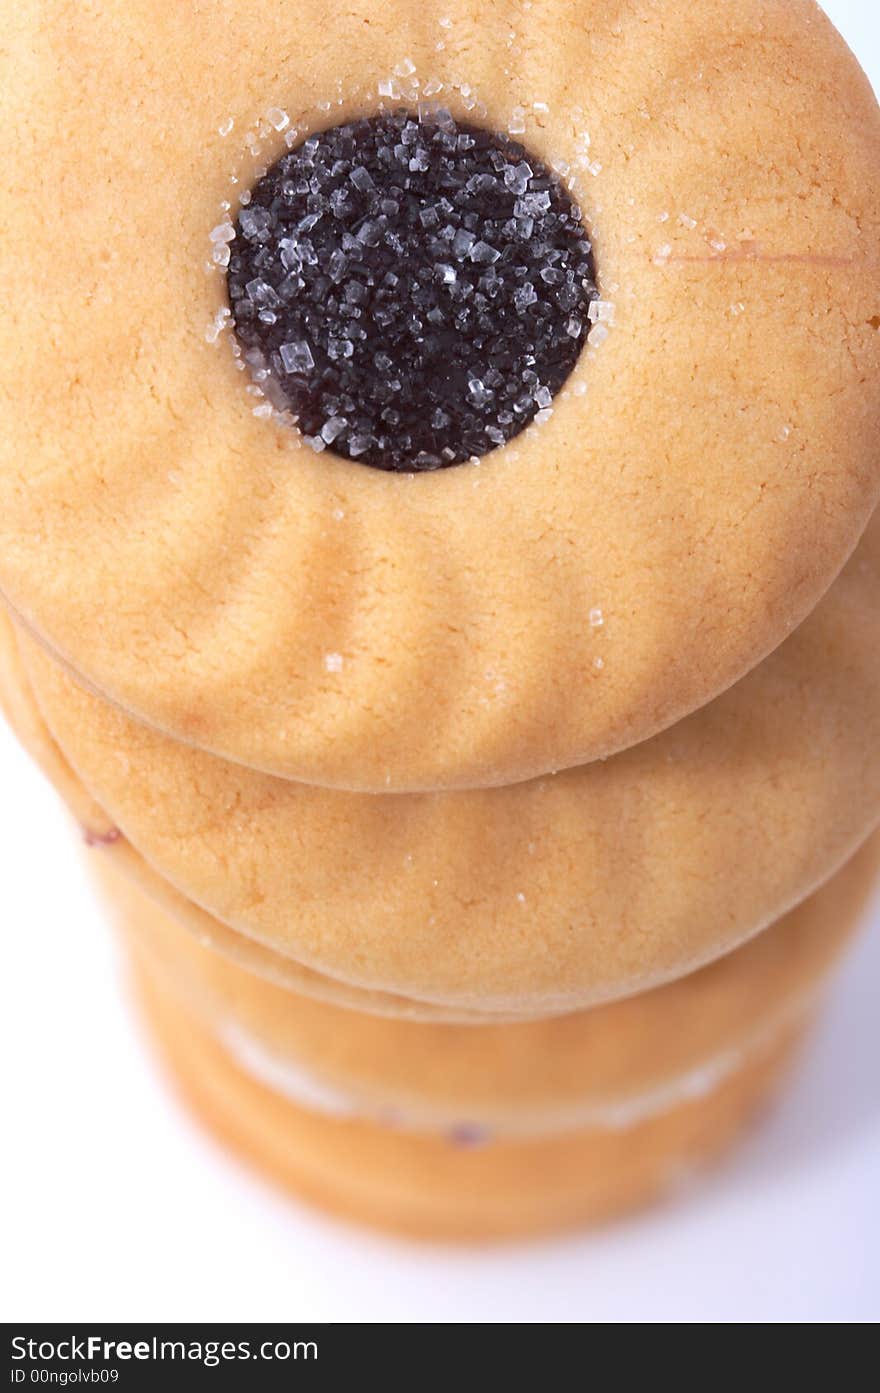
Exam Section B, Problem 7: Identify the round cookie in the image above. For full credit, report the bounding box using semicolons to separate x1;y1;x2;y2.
102;837;879;1139
1;1;879;791
13;511;880;1015
134;958;812;1241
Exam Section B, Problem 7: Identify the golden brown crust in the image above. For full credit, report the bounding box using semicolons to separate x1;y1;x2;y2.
105;837;878;1136
133;957;812;1240
11;511;880;1013
1;0;878;790
0;610;117;844
0;608;532;1020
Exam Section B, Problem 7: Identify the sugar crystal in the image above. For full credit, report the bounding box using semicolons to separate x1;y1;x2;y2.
280;340;315;373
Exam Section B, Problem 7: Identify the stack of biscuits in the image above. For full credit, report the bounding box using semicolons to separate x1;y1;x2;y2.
1;0;879;1240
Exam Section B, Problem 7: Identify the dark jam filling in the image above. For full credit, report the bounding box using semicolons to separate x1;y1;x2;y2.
227;109;596;471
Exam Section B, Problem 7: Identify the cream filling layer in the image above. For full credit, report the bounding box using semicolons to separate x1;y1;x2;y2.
216;990;815;1143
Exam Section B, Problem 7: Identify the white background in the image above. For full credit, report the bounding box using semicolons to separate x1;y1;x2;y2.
1;1;878;1325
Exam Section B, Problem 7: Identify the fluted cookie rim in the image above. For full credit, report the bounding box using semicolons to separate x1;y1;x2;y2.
11;510;880;1015
0;604;556;1023
4;600;878;1031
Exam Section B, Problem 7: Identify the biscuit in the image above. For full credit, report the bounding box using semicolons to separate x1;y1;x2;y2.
2;1;878;791
101;835;879;1139
12;510;880;1015
133;960;813;1241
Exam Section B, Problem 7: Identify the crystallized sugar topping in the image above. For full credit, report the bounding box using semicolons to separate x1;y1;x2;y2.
227;110;597;471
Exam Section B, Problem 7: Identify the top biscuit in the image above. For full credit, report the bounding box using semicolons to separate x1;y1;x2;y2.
0;0;878;790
